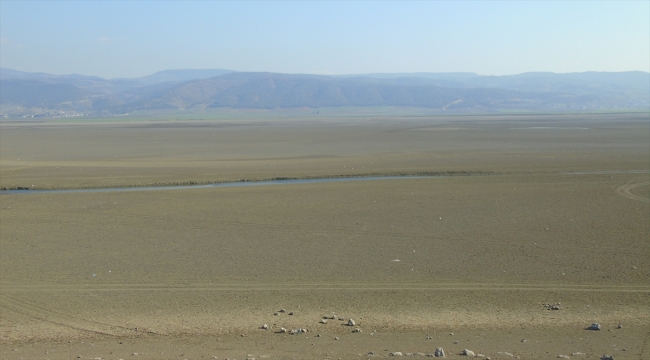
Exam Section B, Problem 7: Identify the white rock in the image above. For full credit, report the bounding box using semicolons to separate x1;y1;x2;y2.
558;356;570;359
434;347;445;357
352;328;362;333
319;319;327;324
390;352;403;357
462;349;475;357
279;327;287;333
261;324;268;330
572;352;586;356
496;352;514;357
348;319;356;326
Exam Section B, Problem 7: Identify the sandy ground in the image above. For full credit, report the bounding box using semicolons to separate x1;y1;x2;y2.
0;113;648;359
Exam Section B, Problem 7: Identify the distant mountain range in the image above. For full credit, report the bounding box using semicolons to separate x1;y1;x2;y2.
1;68;648;117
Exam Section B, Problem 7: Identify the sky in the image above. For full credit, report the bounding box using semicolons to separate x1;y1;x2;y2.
1;1;648;79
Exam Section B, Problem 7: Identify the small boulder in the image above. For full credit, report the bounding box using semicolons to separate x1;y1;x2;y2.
319;319;327;324
390;352;403;357
434;347;445;357
352;328;362;333
347;319;356;326
462;349;475;357
587;323;602;330
600;355;614;360
261;324;268;330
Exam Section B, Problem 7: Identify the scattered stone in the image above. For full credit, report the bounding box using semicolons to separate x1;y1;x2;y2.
334;336;339;340
339;317;345;321
315;334;320;337
521;339;526;342
348;319;356;326
406;353;414;356
274;312;279;316
330;315;337;320
352;328;362;333
454;341;459;344
279;309;286;313
426;334;432;340
558;356;570;359
261;324;269;330
600;355;614;360
279;327;287;333
288;312;294;315
462;349;475;357
617;323;622;329
587;323;602;331
367;351;376;356
132;353;139;356
320;319;328;324
496;352;513;357
544;303;563;310
390;352;403;357
434;347;445;357
572;352;585;356
449;333;454;336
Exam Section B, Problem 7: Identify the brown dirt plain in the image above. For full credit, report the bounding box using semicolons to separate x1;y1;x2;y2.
0;112;649;359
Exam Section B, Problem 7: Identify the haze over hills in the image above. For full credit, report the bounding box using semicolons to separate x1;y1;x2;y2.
1;68;648;118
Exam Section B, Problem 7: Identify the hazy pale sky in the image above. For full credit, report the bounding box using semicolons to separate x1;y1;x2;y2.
1;1;648;79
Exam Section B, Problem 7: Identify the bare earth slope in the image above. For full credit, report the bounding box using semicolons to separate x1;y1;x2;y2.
0;113;648;359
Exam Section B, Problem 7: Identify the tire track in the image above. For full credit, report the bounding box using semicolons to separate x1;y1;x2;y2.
0;294;150;336
616;181;650;203
1;283;648;293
